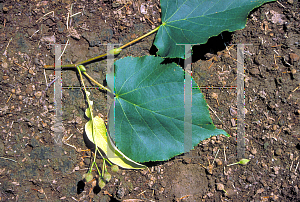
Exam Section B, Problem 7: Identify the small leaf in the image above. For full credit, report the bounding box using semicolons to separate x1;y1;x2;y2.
154;0;276;58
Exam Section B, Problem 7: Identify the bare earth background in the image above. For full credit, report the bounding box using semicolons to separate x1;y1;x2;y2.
0;0;300;201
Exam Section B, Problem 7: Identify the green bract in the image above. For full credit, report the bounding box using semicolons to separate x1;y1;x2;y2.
108;56;228;163
154;0;276;58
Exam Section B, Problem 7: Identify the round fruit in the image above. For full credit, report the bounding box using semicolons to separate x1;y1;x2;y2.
98;179;106;189
111;165;119;173
103;172;111;182
83;173;93;182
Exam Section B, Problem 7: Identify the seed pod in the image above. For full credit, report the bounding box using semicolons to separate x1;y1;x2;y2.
98;178;106;189
109;48;122;55
111;165;119;173
83;173;93;182
103;172;111;182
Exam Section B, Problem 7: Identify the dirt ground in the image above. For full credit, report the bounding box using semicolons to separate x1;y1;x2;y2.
0;0;300;201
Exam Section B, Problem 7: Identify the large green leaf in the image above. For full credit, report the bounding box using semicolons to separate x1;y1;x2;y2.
108;56;227;163
154;0;276;58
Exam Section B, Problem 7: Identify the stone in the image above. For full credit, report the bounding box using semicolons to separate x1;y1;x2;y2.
290;53;300;62
275;148;282;156
216;183;225;191
250;67;260;75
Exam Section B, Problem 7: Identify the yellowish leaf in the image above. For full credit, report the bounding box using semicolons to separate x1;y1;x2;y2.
85;113;146;169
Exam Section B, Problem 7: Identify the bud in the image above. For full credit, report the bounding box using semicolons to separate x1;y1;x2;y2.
109;48;122;55
77;65;86;72
239;159;250;165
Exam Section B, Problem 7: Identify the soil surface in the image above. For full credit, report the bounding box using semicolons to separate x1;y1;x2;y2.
0;0;300;201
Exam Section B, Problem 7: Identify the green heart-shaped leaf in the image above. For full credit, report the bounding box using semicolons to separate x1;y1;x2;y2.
154;0;275;58
108;56;228;163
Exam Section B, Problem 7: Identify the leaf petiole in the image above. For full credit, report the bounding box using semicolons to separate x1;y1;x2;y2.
44;26;160;69
77;65;111;93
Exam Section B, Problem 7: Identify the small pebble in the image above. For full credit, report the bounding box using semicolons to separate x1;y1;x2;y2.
272;125;278;131
290;53;300;62
250;148;257;155
216;183;225;191
25;85;33;95
250;67;260;75
11;89;16;94
3;6;9;12
215;159;222;166
261;162;267;168
206;164;213;175
246;176;253;183
224;188;236;198
56;21;66;34
42;122;47;128
211;92;218;100
273;166;280;175
28;69;35;75
291;69;297;74
2;62;8;68
275;148;282;156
